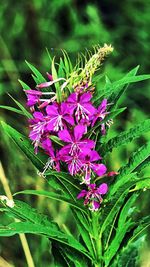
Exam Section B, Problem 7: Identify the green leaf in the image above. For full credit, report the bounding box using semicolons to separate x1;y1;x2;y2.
52;241;71;267
106;66;140;108
45;47;52;65
50;135;64;146
8;94;32;118
51;57;62;102
0;199;92;260
100;176;149;236
104;194;138;266
0;105;25;116
111;73;150;89
18;79;30;90
128;216;150;245
58;57;66;78
52;241;90;267
111;141;150;196
45;170;81;202
134;156;150;173
112;237;144;267
25;60;46;84
0;220;90;259
1;121;47;170
104;73;150;100
61;50;73;76
87;107;126;139
71;209;95;259
93;66;139;106
1;122;82;203
102;119;150;155
14;190;86;213
130;178;150;192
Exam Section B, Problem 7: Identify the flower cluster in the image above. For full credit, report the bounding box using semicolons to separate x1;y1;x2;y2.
77;183;108;211
25;70;113;211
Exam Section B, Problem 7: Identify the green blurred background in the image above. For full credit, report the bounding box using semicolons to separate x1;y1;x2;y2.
0;0;150;266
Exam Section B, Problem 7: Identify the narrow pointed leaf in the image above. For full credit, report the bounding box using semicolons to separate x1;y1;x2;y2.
14;190;86;213
25;60;46;84
111;141;150;195
0;105;25;116
102;119;150;155
18;79;30;90
8;94;32;118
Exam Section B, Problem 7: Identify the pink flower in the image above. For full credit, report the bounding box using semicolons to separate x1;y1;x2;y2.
58;124;95;156
25;90;42;108
60;152;84;176
92;99;109;135
41;138;60;172
77;183;108;211
46;102;74;132
81;151;107;184
66;92;96;123
29;112;48;153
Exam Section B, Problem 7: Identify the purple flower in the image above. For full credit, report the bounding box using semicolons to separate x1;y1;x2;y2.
60;152;84;176
66;92;96;123
77;183;108;211
46;102;74;132
91;99;108;135
29;112;48;153
24;89;56;110
41;138;60;173
25;90;42;108
81;151;107;184
58;124;95;156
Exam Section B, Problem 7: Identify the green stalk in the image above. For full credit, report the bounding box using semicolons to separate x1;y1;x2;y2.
92;212;102;267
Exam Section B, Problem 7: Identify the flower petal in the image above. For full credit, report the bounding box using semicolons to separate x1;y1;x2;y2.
91;200;100;211
74;125;85;141
60;102;70;114
58;130;72;143
82;139;95;149
90;150;101;162
82;103;96;116
46;104;58;116
64;115;74;125
80;92;92;103
47;119;57;131
97;183;108;195
37;81;53;88
67;93;77;103
98;99;107;113
33;112;44;120
92;163;107;176
25;90;42;96
88;184;96;190
77;190;87;199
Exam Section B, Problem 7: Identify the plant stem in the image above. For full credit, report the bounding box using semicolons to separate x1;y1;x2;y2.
92;212;102;267
0;161;35;267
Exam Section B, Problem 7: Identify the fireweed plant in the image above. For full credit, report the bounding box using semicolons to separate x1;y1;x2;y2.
0;44;150;267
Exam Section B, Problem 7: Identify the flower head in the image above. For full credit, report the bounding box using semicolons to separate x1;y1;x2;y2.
58;124;95;156
77;183;108;211
60;152;84;176
41;138;60;174
66;92;96;123
81;150;107;184
29;112;48;153
46;102;74;132
92;99;108;135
